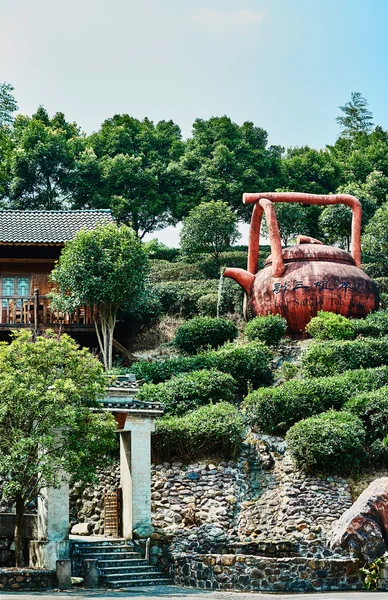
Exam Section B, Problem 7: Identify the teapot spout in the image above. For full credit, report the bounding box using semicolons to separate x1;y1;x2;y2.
224;268;255;295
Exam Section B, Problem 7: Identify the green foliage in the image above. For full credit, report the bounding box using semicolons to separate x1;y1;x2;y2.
301;337;388;378
137;369;237;416
244;314;287;346
197;293;218;317
199;250;251;279
153;402;245;460
143;239;180;261
360;558;384;591
133;341;272;394
373;277;388;295
0;330;116;566
362;263;388;278
149;260;204;282
50;223;148;369
174;316;238;354
345;387;388;442
153;278;243;317
306;311;356;340
363;202;388;261
0;81;18;126
286;411;366;474
354;310;388;337
180;200;240;273
336;92;374;137
242;366;388;434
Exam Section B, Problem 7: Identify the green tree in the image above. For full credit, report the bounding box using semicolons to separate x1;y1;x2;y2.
50;223;148;370
180;200;240;273
319;183;376;250
336;92;374;137
0;82;18;126
180;116;284;221
363;202;388;261
0;330;116;566
86;115;186;238
7;107;83;209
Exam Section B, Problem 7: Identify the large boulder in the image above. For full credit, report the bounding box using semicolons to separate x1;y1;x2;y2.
329;477;388;562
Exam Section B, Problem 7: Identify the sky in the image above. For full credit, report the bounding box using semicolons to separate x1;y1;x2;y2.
1;0;388;245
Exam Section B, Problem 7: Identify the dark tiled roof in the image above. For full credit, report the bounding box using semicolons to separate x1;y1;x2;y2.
0;210;113;244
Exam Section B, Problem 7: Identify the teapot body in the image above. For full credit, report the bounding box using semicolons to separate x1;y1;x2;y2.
247;245;378;332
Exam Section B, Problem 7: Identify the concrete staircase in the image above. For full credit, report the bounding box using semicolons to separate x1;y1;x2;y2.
71;539;172;588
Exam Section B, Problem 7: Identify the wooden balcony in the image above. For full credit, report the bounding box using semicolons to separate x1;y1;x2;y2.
0;289;94;332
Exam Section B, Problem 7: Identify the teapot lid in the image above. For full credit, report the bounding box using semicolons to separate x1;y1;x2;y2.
265;243;356;267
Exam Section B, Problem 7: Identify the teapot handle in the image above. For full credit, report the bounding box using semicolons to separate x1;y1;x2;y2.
243;192;362;277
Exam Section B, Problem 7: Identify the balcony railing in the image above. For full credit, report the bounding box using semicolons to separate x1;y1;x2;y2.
0;289;92;328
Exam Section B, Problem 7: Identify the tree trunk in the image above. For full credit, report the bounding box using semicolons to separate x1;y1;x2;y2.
14;494;25;567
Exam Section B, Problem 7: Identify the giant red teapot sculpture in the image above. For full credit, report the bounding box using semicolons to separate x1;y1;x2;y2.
224;192;379;333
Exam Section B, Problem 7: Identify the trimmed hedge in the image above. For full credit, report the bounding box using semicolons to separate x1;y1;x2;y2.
197;293;218;317
244;314;287;346
354;310;388;338
286;410;366;474
153;402;245;460
362;262;388;278
153;278;243;317
149;260;204;282
306;311;356;340
174;317;238;354
242;366;388;434
301;336;388;378
137;369;238;416
132;341;273;394
345;386;388;442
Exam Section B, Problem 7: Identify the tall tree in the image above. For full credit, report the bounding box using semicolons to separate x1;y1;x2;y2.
0;330;116;566
180;200;240;273
336;92;374;138
50;223;148;370
0;82;18;126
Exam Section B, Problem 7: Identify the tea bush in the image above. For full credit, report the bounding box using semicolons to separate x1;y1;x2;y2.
306;311;356;340
374;278;388;295
354;310;388;338
197;293;218;317
132;341;273;394
286;410;366;474
301;337;388;377
174;317;238;354
244;314;287;346
137;369;238;416
143;239;180;261
362;263;388;278
345;386;388;442
153;402;245;460
154;280;218;317
149;260;204;282
242;366;388;434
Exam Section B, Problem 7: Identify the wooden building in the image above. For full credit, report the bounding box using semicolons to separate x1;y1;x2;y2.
0;209;112;340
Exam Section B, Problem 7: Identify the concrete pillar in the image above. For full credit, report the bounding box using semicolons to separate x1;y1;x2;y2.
120;431;132;538
84;559;99;588
30;475;70;568
129;418;155;529
56;559;72;589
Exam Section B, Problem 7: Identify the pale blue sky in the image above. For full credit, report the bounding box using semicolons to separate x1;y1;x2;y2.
1;0;388;244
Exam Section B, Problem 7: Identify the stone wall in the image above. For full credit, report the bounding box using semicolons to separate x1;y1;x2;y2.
70;433;353;556
171;553;363;592
0;568;56;591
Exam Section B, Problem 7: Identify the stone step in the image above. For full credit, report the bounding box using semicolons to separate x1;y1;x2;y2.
81;551;142;560
106;577;172;587
102;565;160;575
76;544;134;553
104;570;167;582
98;559;148;568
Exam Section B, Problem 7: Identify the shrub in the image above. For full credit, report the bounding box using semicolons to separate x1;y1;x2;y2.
345;387;388;442
362;262;388;278
354;310;388;338
301;336;388;378
244;314;287;346
197;294;218;317
174;317;238;354
242;366;388;434
306;311;356;340
137;369;238;416
143;239;180;261
380;294;388;311
149;260;204;283
285;411;366;474
153;280;219;317
133;341;273;394
374;278;388;295
153;402;245;460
